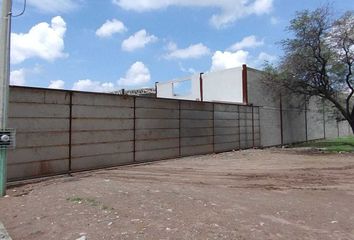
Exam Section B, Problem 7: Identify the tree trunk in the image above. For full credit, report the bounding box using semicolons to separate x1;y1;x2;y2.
350;120;354;135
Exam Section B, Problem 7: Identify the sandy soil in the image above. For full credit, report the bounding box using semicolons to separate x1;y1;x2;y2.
1;148;354;240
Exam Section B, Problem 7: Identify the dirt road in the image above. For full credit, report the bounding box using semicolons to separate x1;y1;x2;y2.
1;148;354;240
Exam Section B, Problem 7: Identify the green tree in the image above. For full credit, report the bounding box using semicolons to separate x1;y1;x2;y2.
264;7;354;132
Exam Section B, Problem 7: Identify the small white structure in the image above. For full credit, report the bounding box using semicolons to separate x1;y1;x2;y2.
156;65;248;104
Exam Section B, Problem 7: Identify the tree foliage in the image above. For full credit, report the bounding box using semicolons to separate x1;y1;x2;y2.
264;7;354;132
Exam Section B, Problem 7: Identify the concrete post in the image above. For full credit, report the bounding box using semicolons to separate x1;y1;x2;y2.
0;0;12;197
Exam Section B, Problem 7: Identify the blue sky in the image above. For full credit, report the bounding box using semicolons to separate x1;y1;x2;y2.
6;0;353;92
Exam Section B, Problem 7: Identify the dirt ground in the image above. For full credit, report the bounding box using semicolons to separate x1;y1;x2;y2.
1;148;354;240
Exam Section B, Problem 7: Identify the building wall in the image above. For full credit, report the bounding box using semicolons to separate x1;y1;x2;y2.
7;68;353;180
156;67;244;103
7;86;260;181
70;92;134;171
202;68;243;103
247;67;352;146
7;87;70;181
156;75;201;101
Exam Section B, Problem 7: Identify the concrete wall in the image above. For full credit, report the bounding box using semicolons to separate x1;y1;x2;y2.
156;75;201;101
7;87;70;181
158;66;352;148
7;86;260;181
157;67;243;103
71;92;135;171
7;81;353;181
135;97;180;162
247;67;352;147
202;68;243;103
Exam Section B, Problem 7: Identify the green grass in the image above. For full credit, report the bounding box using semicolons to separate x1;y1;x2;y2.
295;136;354;153
66;196;114;211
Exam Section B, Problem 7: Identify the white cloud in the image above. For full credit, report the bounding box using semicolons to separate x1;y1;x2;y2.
229;35;264;51
27;0;80;13
165;42;210;59
210;50;249;72
48;80;65;89
72;62;151;91
118;61;151;86
112;0;273;28
10;69;26;86
179;63;197;74
11;16;67;64
270;16;279;25
96;19;127;38
257;52;277;63
252;0;273;14
72;79;115;92
121;29;157;52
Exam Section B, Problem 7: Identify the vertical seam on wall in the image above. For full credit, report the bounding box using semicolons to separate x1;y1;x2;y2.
199;73;204;102
279;93;284;146
133;97;136;162
242;64;248;104
68;91;73;173
252;105;255;148
322;99;326;139
258;107;261;147
305;98;308;142
179;100;181;157
155;82;158;98
238;106;241;149
212;103;215;153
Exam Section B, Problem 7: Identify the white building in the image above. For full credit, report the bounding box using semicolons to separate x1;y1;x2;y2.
156;65;248;104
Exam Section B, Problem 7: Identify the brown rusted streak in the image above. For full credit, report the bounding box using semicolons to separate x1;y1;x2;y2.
242;64;248;104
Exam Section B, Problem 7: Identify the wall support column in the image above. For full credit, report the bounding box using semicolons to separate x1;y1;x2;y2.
0;0;12;197
279;94;284;146
242;64;248;104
